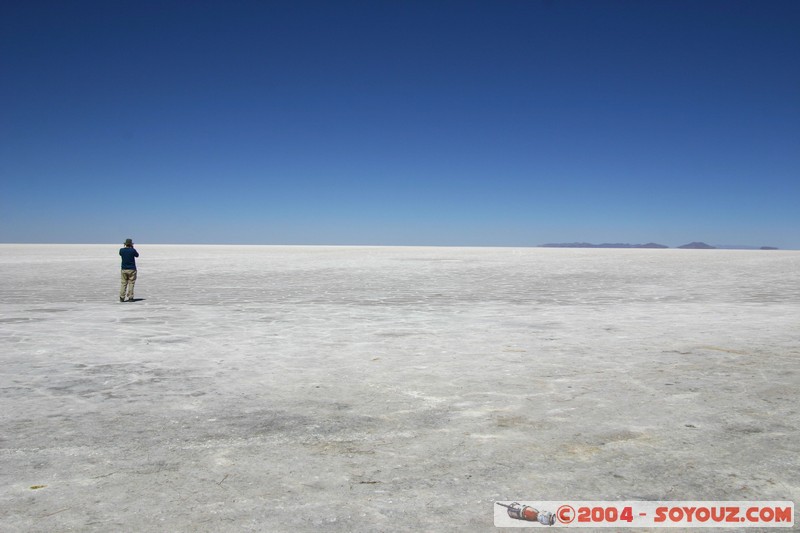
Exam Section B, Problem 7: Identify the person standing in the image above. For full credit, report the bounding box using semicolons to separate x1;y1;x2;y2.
119;238;139;302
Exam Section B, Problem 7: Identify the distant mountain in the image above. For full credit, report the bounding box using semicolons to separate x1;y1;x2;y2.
678;242;716;249
540;242;669;249
540;242;594;248
539;241;779;250
715;245;781;250
630;243;670;249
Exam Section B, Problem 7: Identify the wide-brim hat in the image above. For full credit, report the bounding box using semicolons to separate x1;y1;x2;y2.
124;238;134;246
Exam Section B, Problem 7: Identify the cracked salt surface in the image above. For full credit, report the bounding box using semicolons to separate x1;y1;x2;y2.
0;244;798;531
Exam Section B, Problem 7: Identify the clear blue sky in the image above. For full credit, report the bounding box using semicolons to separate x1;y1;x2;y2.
2;0;798;248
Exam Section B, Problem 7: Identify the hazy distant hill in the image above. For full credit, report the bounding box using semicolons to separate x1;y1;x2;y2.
678;242;716;249
540;241;779;250
714;244;780;250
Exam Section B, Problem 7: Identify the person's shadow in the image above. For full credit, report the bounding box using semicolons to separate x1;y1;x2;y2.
126;298;146;303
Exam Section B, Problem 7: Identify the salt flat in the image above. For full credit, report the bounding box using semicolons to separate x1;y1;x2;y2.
1;245;798;531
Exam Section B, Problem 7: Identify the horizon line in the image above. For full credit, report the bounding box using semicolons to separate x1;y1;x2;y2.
0;242;795;250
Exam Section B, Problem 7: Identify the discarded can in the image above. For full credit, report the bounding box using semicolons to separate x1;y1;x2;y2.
496;502;556;525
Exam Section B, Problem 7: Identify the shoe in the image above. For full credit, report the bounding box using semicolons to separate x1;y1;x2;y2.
120;298;125;302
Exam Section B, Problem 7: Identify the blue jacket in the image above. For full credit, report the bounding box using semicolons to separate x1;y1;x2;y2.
120;247;139;270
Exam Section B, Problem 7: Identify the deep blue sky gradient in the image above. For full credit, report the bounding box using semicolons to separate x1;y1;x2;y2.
2;0;798;247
